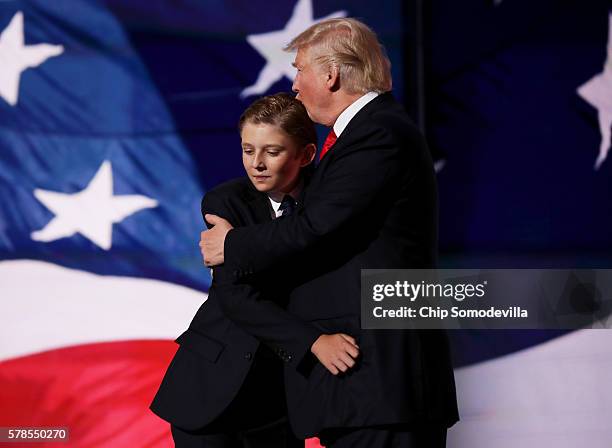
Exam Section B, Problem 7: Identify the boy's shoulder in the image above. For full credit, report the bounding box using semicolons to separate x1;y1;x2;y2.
205;177;258;202
201;177;262;227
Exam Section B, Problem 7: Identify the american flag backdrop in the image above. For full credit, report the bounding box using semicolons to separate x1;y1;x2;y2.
0;1;401;446
0;0;611;447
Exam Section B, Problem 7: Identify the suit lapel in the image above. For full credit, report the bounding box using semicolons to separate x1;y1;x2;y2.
316;93;394;170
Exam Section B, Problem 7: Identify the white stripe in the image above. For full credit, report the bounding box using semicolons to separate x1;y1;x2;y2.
448;330;612;447
0;260;206;361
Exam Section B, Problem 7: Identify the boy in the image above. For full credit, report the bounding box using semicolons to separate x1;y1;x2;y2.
151;93;358;447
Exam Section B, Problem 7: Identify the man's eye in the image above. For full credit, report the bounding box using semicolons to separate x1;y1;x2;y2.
268;151;280;156
243;149;253;155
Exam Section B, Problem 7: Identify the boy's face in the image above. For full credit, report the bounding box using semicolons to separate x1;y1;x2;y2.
241;122;313;194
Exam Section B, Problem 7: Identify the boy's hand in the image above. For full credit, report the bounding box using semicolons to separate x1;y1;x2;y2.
311;333;360;375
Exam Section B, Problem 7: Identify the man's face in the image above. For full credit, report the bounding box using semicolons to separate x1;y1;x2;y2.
292;47;331;125
241;122;306;195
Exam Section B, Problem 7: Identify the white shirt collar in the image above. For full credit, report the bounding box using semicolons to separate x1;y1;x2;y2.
267;180;303;218
333;91;379;137
268;196;283;218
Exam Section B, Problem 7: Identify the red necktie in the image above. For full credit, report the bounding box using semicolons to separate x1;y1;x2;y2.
319;129;337;161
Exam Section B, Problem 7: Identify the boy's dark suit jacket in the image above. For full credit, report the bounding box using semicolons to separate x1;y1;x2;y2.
223;93;460;438
150;178;321;431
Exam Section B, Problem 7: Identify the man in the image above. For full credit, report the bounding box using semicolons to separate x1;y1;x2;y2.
201;19;459;448
151;93;358;447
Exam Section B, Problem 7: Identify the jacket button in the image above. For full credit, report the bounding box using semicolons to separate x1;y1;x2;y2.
244;352;253;361
286;354;293;363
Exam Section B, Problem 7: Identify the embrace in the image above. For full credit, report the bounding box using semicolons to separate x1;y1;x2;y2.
152;17;458;448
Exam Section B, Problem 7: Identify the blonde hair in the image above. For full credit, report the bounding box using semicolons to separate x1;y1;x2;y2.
285;18;392;94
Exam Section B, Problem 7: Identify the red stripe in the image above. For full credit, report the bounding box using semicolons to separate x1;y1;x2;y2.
0;340;325;447
0;340;176;447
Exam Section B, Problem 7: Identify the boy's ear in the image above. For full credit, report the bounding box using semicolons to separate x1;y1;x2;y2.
301;143;317;166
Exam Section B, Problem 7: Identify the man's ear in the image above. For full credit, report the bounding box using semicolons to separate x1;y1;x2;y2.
301;143;317;166
326;64;340;92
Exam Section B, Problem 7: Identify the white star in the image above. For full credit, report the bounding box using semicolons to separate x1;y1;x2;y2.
0;11;64;106
241;0;347;98
577;13;612;170
31;161;158;250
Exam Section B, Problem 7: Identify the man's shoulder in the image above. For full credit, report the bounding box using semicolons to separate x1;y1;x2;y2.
338;93;418;141
350;93;426;152
365;93;419;134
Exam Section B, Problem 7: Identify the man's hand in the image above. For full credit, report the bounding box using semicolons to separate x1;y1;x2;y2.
311;333;360;375
200;214;233;266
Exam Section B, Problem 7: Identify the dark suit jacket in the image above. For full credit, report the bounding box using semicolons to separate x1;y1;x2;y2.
223;93;459;438
150;178;321;431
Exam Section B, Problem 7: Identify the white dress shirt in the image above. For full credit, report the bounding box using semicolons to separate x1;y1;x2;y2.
333;91;380;137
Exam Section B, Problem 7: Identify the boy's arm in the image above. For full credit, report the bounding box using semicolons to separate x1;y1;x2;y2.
212;267;358;374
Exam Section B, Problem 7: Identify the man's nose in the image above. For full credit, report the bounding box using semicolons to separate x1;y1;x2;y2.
292;78;299;94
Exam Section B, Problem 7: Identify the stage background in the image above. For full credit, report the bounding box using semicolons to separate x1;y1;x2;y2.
1;0;611;446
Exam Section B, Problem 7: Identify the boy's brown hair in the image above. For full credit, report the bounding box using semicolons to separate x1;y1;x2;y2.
238;93;317;149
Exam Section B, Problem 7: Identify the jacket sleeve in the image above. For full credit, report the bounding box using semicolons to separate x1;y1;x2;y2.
225;135;405;276
201;188;322;368
212;267;321;369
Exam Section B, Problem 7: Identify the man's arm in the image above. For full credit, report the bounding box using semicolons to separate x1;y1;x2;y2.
212;268;359;375
201;188;359;373
220;137;405;275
